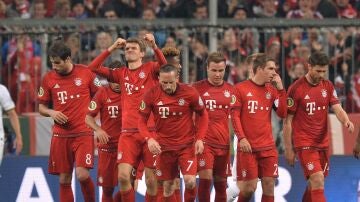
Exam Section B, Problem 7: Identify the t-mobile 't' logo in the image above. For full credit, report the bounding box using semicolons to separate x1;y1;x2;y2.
306;102;316;115
124;83;134;95
159;107;170;118
205;100;216;110
57;91;68;104
107;106;119;118
247;100;258;113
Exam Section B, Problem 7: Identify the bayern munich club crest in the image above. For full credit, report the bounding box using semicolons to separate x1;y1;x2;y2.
265;92;271;99
307;162;314;171
156;169;162;176
74;78;82;86
321;89;327;98
178;98;185;106
224;90;230;98
139;71;145;79
199;159;206;167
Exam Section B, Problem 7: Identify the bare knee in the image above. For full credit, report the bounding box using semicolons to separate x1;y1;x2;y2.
59;173;72;184
145;168;157;194
163;180;175;196
75;167;89;181
239;180;257;197
309;172;324;189
261;177;275;196
198;169;213;180
183;175;196;189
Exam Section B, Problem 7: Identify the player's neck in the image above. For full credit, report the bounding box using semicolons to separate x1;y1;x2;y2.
305;74;318;85
251;74;266;86
128;61;142;70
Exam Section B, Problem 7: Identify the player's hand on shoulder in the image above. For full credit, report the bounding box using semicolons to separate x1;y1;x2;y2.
95;128;110;144
284;148;296;167
239;138;252;153
195;139;204;155
50;110;68;125
147;138;161;155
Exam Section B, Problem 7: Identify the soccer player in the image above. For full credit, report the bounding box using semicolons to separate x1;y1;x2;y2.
283;51;354;202
88;33;166;201
85;61;123;202
192;52;239;202
138;64;208;201
226;53;260;202
0;84;23;165
232;53;287;202
38;41;100;202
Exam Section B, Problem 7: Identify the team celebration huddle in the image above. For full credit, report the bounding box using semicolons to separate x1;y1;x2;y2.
38;33;357;202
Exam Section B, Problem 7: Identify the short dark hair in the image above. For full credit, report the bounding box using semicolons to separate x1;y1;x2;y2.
108;60;124;69
126;37;146;52
252;53;275;73
206;52;226;66
308;51;330;66
48;41;71;60
159;64;178;74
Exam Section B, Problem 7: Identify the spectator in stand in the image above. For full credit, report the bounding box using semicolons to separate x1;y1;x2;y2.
141;7;167;47
311;0;338;18
253;0;281;18
231;4;248;20
188;37;208;81
286;0;323;19
192;3;208;19
53;0;72;19
335;0;357;19
161;0;188;18
71;0;91;19
102;6;119;19
31;0;47;19
104;0;141;18
0;0;6;18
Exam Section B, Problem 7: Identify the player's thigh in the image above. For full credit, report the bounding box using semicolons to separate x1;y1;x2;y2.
236;151;258;181
178;146;197;176
97;150;118;187
297;149;326;179
213;149;231;178
48;136;73;174
117;133;142;167
258;149;279;178
156;151;178;181
142;139;157;169
74;135;94;169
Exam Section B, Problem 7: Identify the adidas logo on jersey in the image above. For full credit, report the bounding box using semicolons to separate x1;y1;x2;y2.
157;101;163;106
107;98;112;103
203;92;210;96
125;76;129;80
304;95;310;99
54;84;60;88
246;92;253;97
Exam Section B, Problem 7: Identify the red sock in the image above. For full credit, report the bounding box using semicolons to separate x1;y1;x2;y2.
184;187;197;202
113;191;122;202
237;192;251;202
157;185;164;202
261;194;274;202
164;194;177;202
302;187;311;202
310;189;326;202
214;180;227;202
80;177;95;202
145;192;157;202
175;189;181;202
120;188;135;202
198;179;211;202
102;187;114;202
59;183;74;202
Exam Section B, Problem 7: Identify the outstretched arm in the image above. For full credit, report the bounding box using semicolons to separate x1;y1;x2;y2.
332;104;354;133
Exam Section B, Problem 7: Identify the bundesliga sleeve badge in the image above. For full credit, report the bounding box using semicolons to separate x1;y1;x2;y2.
38;87;44;97
287;97;294;108
88;101;97;110
140;100;146;110
94;77;101;87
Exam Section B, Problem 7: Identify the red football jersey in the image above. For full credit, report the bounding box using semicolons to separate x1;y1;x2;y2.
287;77;339;149
233;80;287;151
88;49;166;131
192;80;237;147
38;64;100;136
87;86;122;148
139;83;208;150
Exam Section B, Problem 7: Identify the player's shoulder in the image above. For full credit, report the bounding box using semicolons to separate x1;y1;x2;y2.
234;80;251;91
0;84;8;93
192;79;207;88
288;77;306;91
